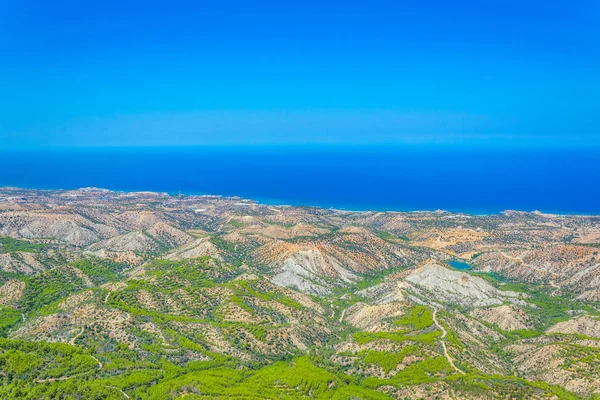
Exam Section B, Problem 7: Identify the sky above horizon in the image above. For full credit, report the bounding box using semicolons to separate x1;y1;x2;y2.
1;0;599;148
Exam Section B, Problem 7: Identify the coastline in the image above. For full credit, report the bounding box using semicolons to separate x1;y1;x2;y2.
2;185;599;217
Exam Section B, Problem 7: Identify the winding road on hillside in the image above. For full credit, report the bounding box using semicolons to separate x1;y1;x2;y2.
106;386;130;399
339;308;346;323
68;327;85;345
35;353;103;384
432;309;465;375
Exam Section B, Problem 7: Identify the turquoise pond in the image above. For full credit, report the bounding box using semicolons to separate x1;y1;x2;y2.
448;260;472;270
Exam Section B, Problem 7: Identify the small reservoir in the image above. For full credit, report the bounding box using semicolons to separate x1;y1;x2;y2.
448;260;472;270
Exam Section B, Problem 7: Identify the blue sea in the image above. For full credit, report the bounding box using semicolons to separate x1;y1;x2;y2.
1;146;599;215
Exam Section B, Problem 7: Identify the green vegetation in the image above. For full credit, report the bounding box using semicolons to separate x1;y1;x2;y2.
472;270;600;330
350;267;405;292
392;305;433;330
353;329;441;345
0;336;580;400
141;356;392;400
20;266;90;312
261;219;295;228
0;307;20;336
0;343;393;400
0;247;592;399
0;237;45;254
504;329;543;339
227;219;244;229
362;346;419;373
70;258;125;285
235;280;303;310
208;235;238;253
3;187;600;399
363;356;455;387
375;230;397;241
0;338;99;381
445;373;580;400
375;230;410;242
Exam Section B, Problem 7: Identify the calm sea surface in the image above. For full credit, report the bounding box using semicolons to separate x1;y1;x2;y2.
1;146;599;214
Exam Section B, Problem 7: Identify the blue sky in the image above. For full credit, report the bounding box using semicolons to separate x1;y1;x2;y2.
1;0;598;147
